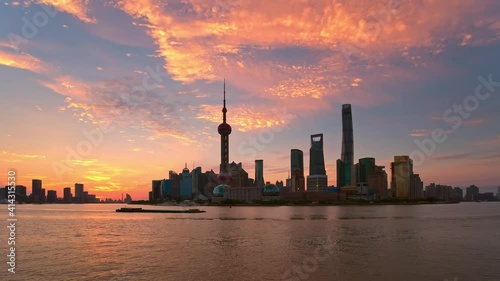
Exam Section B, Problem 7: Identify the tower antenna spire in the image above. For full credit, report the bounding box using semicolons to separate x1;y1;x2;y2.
222;78;227;123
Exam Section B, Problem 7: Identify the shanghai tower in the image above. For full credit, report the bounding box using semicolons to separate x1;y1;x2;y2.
337;104;354;188
341;104;354;164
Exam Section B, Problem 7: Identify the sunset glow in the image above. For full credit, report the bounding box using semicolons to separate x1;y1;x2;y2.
0;0;499;199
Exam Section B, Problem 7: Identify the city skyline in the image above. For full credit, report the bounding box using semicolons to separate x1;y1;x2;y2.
1;1;499;200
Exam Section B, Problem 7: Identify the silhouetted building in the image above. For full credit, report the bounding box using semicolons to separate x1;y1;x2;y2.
47;190;57;203
358;158;375;183
192;166;208;200
341;104;354;165
152;180;162;201
255;160;264;188
15;185;27;202
452;187;463;201
309;134;326;176
391;156;413;198
180;165;193;199
218;81;232;173
161;179;172;199
308;133;327;191
0;187;6;200
291;149;305;192
63;187;72;203
410;174;424;199
169;171;181;199
465;185;480;201
368;166;388;196
497;186;500;200
31;179;42;202
228;161;249;187
75;183;84;202
307;175;328;191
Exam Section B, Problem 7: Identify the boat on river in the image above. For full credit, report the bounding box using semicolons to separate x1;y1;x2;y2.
116;207;206;213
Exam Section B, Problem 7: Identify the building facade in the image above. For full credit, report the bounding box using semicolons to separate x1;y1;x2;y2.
391;156;413;198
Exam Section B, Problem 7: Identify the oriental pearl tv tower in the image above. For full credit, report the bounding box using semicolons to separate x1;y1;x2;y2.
218;80;232;184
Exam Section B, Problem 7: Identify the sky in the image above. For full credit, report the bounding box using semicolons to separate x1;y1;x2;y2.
0;0;499;200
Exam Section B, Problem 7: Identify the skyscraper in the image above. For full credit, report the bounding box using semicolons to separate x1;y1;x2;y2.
307;134;327;191
75;183;84;202
358;157;375;183
291;149;305;191
341;104;354;165
218;80;232;173
309;134;326;175
255;160;264;189
31;179;42;202
337;104;355;188
63;187;72;203
391;156;414;198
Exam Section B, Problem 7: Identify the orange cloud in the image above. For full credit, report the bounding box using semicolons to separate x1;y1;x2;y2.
36;0;96;23
0;50;48;73
196;104;294;132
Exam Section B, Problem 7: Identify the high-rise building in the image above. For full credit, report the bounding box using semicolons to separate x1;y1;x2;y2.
358;158;375;184
309;134;326;176
341;104;354;165
497;186;500;200
410;174;424;199
218;80;232;173
255;160;264;189
336;105;355;188
180;165;193;200
308;134;327;191
63;187;72;203
152;180;162;201
465;185;479;201
367;166;388;196
452;187;463;201
15;185;27;202
291;149;305;191
31;179;42;202
47;190;57;203
391;156;413;198
169;171;181;199
75;183;84;202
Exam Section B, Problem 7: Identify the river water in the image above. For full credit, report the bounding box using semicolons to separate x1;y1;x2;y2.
1;203;499;281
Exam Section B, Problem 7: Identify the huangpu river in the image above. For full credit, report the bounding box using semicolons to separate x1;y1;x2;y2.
1;203;500;281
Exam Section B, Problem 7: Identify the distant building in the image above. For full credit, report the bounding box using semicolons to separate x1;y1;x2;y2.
32;179;42;202
291;149;305;192
497;186;500;200
169;171;181;199
308;134;327;191
410;174;424;199
228;161;249;188
306;175;328;192
254;160;264;188
152;180;162;201
63;187;72;203
161;179;172;199
125;194;132;204
180;165;193;200
309;134;326;176
391;156;413;198
15;185;27;202
465;185;480;201
47;190;57;203
452;187;463;201
75;183;84;202
425;183;436;198
367;166;388;196
192;167;208;200
341;104;354;165
358;158;375;184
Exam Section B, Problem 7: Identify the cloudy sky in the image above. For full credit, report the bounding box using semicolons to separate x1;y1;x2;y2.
0;0;499;199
